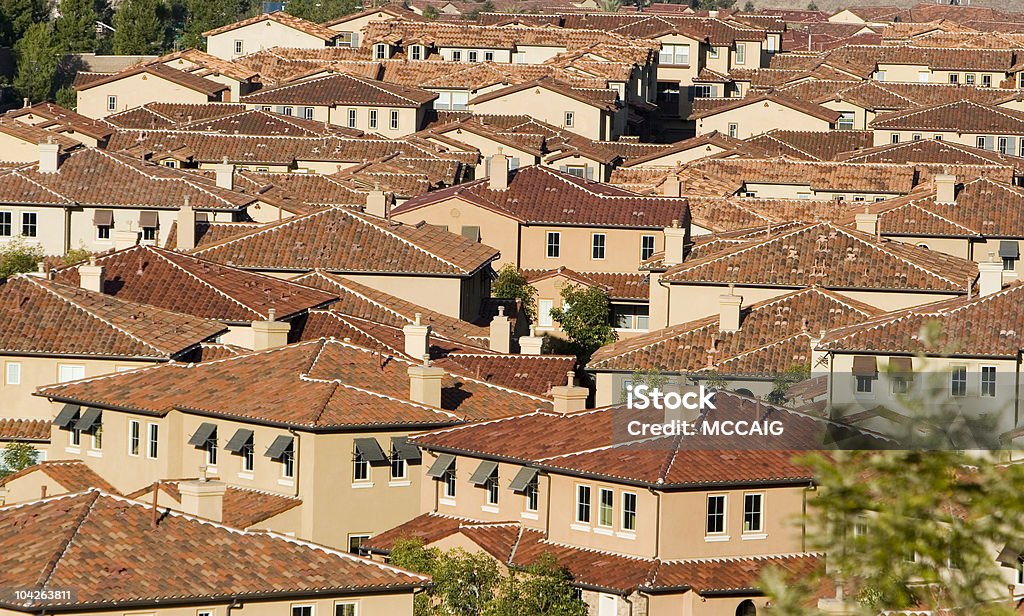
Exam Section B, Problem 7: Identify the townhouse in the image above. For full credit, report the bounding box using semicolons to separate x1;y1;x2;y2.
0;490;426;616
5;102;113;148
36;335;553;549
74;64;231;119
364;391;885;615
869;100;1024;151
203;11;344;60
0;273;225;420
0;119;81;164
691;92;841;138
523;267;650;339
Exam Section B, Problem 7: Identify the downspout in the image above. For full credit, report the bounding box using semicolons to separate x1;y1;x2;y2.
623;593;634;616
288;428;300;498
544;472;552;540
64;207;72;254
651;487;662;559
226;598;241;616
1015;350;1022;459
658;276;672;331
826;351;835;421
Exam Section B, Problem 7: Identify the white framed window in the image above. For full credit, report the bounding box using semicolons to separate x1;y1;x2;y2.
983;74;992;87
485;467;499;505
347;535;369;555
1017;558;1024;584
598;488;613;527
452;50;462;61
728;123;738;138
21;212;37;237
708;46;719;59
950;366;967;397
658;43;690;66
234;40;243;55
538;299;554;328
525;476;539;512
242;436;254;472
949;73;959;84
280;445;294;479
837;111;855;130
575;484;591;523
292;605;314;616
90;425;103;451
409;44;423;60
443;463;457;498
70;424;81;447
981;366;997;397
891;376;910;395
546;231;560;258
107;95;117;111
128;420;140;456
147;423;159;459
143;227;157;241
390;110;399;130
97;224;111;241
373;43;387;59
58;364;85;383
302;107;314;120
622;491;637;531
468;51;478;62
743;492;764;533
591;233;606;260
706;494;726;534
484;51;494;62
335;603;358;616
347;109;357;128
564;111;574;127
855;375;874;394
912;134;922;141
965;73;975;85
0;211;10;236
641;235;655;260
5;361;21;385
204;432;218;467
390;445;406;480
977;136;987;149
999;137;1009;155
369;109;378;129
891;133;900;144
734;43;745;65
353;448;369;481
282;106;293;116
198;609;214;616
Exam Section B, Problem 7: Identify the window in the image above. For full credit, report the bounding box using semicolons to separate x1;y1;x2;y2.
999;137;1009;155
5;362;20;385
708;46;719;59
965;73;975;85
302;107;314;120
70;422;81;447
891;376;910;395
347;535;369;555
369;109;378;129
875;70;886;81
97;224;111;240
21;212;37;237
347;109;357;129
576;485;591;523
282;106;293;116
242;436;254;472
891;133;900;144
598;488;613;527
281;445;294;479
1020;73;1024;88
292;605;313;616
128;420;140;456
468;51;478;62
706;494;726;534
591;233;606;260
693;84;712;98
107;95;117;111
353;448;369;481
622;492;637;531
743;493;763;533
0;211;10;236
935;134;943;141
485;467;499;505
728;123;738;138
978;136;988;149
205;432;217;466
484;51;494;62
410;45;423;60
981;366;997;397
734;44;745;65
91;425;103;451
912;133;922;141
949;73;959;84
951;366;967;397
538;299;554;327
143;227;157;241
564;111;574;127
658;44;690;66
983;74;992;87
1004;257;1016;271
374;43;387;59
452;50;462;61
546;231;560;258
233;40;244;55
390;444;406;480
147;423;159;459
641;235;655;260
612;304;649;331
335;603;357;616
855;375;874;393
390;110;399;130
525;476;539;512
58;364;84;383
199;610;214;616
565;165;587;178
837;112;855;130
443;464;457;498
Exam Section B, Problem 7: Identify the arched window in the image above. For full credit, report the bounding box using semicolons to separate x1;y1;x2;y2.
736;599;757;616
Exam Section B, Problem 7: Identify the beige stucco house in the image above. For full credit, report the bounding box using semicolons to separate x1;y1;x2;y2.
203;11;342;60
74;64;230;119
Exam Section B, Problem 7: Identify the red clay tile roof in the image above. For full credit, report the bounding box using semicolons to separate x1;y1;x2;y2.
468;77;619;112
5;103;113;141
52;246;337;323
660;221;978;293
0;491;426;608
866;178;1024;239
646;554;824;594
104;103;248;130
687;196;861;233
589;287;882;376
395;165;690;228
0;419;49;442
203;11;340;40
241;72;438;108
619;130;763;167
744;130;874;162
690;158;920;194
150;48;259;82
870;100;1024;134
126;481;302;529
189;207;499;276
74;63;228;96
178;109;363;138
835;138;1024;172
0;275;226;361
0;148;255;211
38;338;551;429
819;281;1024;359
0;460;119;493
0;118;82;154
184;342;249;362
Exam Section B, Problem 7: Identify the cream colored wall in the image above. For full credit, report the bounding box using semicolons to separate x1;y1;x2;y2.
425;454;548;531
520;225;664;273
327;11;397;38
326;105;422;138
391;196;521;270
628;144;728;168
341;273;467;318
821;100;870;131
832;288;962;312
696;101;832;138
77;73;214;119
3;356;156;421
514;45;565;64
886;235;970;260
0;133;57;163
872;130;1024;149
431;130;535;179
659;486;807;560
0;471;71;505
741;182;897;201
0;204;65;254
207;21;328;60
470;89;607;140
67;207;189;253
547;472;658;558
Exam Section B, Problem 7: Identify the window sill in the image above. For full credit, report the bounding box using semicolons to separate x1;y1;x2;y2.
616;531;637;540
65;447;80;454
594;527;614;536
278;478;295;487
570;523;591;532
521;511;539;520
482;505;499;514
238;472;254;480
742;533;768;540
206;467;218;475
704;534;730;542
87;450;102;458
389;480;411;487
439;497;456;507
351;482;374;489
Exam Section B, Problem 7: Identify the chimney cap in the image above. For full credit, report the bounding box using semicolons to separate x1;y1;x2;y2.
268;308;277;321
497;305;505;317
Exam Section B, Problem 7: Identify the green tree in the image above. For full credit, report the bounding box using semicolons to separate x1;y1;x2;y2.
390;538;501;616
0;442;39;478
597;0;621;11
0;0;48;47
0;238;46;279
55;85;78;110
422;5;439;19
55;0;101;52
113;0;168;54
621;368;667;403
480;0;496;12
180;0;247;49
487;554;587;616
62;247;93;266
14;22;60;103
806;1;818;10
550;284;616;362
283;0;357;23
492;265;537;322
765;362;810;406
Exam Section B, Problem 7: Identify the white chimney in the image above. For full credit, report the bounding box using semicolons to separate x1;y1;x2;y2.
719;285;742;332
78;257;105;293
252;308;290;350
408;356;445;407
113;229;139;251
935;173;956;204
488;150;510;191
549;371;588;414
403;313;431;359
488;306;511;353
176;198;196;251
214;157;234;190
38;139;59;174
662;175;681;197
178;477;227;522
978;253;1003;297
365;185;389;219
519;325;544;355
663;219;687;267
855;210;878;236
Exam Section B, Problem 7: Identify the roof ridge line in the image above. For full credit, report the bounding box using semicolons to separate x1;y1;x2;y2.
149;248;263;318
33;491;101;593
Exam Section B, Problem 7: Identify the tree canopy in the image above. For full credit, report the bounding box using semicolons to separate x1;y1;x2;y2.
13;22;60;103
550;284;617;362
113;0;169;54
492;265;537;322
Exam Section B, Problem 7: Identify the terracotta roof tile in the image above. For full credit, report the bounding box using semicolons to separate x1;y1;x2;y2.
104;103;248;130
74;64;228;96
690;158;920;194
0;118;81;153
0;275;225;360
468;77;619;112
52;245;337;323
0;460;118;493
689;92;841;123
6;103;113;141
203;11;339;40
744;130;874;161
241;72;437;107
0;419;49;442
870;100;1024;134
523;267;649;300
178;109;362;137
835;138;1024;173
150;48;259;82
0;491;426;608
126;481;302;529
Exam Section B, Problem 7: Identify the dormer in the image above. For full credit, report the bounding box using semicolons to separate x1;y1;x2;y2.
373;43;392;60
408;44;426;61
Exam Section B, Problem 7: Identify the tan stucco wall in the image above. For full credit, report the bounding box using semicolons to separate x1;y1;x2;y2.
470;89;608;141
392;197;521;270
520;225;665;273
628;144;728;168
207;21;328;60
695;101;832;139
77;73;215;119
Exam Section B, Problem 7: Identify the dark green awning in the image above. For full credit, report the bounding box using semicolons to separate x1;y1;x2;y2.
469;460;498;486
264;435;293;460
354;438;388;465
391;436;421;464
52;404;80;428
74;407;102;432
187;423;217;447
508;466;538;492
426;453;455;479
224;428;254;453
